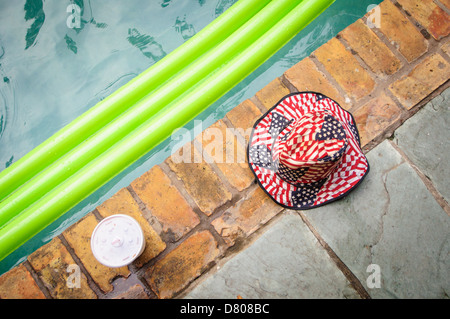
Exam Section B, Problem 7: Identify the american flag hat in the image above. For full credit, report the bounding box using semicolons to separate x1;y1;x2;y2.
248;92;369;210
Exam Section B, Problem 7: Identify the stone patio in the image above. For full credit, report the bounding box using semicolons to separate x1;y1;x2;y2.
185;98;450;298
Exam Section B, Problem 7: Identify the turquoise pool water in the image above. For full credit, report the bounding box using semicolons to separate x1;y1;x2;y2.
0;0;382;275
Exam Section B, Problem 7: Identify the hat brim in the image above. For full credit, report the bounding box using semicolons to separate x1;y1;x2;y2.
247;92;370;210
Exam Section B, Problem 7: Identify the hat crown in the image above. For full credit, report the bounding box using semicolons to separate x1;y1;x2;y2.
248;92;369;210
273;110;348;184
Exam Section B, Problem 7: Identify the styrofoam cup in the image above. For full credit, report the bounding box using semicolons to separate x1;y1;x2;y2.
91;214;145;268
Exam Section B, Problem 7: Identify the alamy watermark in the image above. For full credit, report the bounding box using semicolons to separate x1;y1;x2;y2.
366;4;381;29
366;264;381;289
66;4;81;29
66;264;81;289
170;120;252;164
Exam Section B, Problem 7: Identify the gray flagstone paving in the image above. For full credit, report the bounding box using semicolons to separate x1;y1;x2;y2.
186;89;450;299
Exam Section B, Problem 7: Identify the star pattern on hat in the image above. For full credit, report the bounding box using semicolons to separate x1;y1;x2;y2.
277;162;308;184
279;129;292;141
316;94;326;101
316;114;346;141
268;112;291;138
248;144;276;171
318;150;345;163
291;179;327;208
248;92;369;210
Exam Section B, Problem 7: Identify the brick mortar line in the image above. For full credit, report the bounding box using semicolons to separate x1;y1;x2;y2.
335;33;382;84
285;38;391;121
440;49;450;66
280;73;298;94
435;0;450;14
130;182;254;275
220;114;251;146
401;79;450;118
308;53;355;107
297;212;371;299
125;181;223;269
58;234;105;298
383;86;409;113
391;0;448;42
361;79;450;153
198;109;258;197
99;187;163;297
362;16;411;66
139;187;279;299
191;137;243;198
335;26;421;101
134;273;159;299
177;209;289;298
397;9;450;51
207;183;260;222
250;94;271;115
389;0;428;37
125;186;165;236
361;117;405;154
251;76;292;111
159;161;208;218
303;2;448;117
172;183;283;298
101;273;156;299
23;260;53;299
158;160;234;225
171;253;224;299
387;140;450;217
134;220;229;298
91;207;104;222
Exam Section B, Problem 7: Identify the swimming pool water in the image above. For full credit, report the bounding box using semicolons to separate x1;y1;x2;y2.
0;0;382;275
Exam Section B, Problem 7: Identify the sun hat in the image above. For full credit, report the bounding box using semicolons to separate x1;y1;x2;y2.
247;92;369;210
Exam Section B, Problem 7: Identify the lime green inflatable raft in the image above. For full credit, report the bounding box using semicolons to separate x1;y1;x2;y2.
0;0;334;261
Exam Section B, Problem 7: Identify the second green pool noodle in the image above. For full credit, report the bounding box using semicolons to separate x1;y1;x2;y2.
0;0;301;227
0;0;271;201
0;0;335;262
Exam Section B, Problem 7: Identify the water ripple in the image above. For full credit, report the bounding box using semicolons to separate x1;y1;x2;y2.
0;63;15;143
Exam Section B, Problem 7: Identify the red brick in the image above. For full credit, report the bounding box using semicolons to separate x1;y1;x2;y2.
225;99;262;142
340;19;402;76
198;120;254;191
255;77;291;110
144;230;220;299
397;0;450;40
440;0;450;10
166;146;232;216
28;238;97;299
212;186;283;246
0;264;46;299
389;53;450;109
352;93;403;147
131;165;200;241
377;0;428;63
315;38;375;101
284;57;351;110
63;213;130;293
